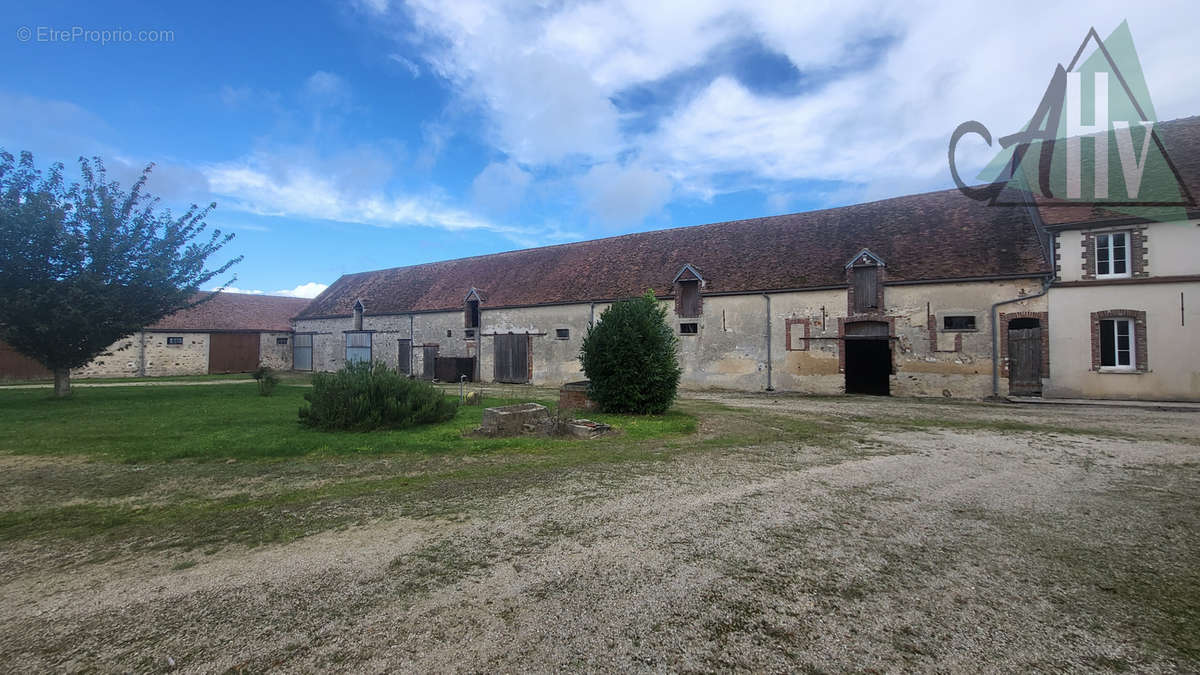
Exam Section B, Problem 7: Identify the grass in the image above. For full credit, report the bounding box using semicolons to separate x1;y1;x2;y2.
0;383;698;550
0;384;693;462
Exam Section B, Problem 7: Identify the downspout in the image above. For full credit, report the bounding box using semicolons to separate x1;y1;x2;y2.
408;314;414;376
762;293;774;391
589;302;595;328
138;330;146;377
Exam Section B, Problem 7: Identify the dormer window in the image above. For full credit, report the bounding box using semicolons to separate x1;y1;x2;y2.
845;249;885;315
353;300;365;330
673;264;704;318
464;288;481;329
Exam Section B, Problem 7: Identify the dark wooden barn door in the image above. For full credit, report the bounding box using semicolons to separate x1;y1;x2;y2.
0;340;51;380
1008;326;1042;395
397;339;412;375
209;333;261;374
422;345;438;380
493;333;529;384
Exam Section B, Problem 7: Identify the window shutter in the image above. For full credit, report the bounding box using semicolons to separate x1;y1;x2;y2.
854;266;879;313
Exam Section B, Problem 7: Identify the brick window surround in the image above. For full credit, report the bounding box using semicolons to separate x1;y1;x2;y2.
1090;309;1148;372
998;311;1050;377
1081;228;1148;280
785;318;811;351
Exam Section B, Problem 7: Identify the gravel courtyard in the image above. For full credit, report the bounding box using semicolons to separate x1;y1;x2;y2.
1;392;1198;672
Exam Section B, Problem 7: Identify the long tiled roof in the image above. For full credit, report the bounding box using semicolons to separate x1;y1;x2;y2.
298;185;1050;319
151;293;310;332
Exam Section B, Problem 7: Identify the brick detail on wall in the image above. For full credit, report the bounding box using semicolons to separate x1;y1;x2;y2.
926;311;963;353
785;318;811;351
1089;309;1148;371
998;311;1050;378
1080;226;1148;280
836;316;896;374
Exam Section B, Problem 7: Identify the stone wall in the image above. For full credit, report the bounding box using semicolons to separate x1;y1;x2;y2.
295;276;1049;398
259;332;293;370
143;332;210;376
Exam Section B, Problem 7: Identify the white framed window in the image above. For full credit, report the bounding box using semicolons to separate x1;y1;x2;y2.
1098;318;1134;369
1095;232;1130;278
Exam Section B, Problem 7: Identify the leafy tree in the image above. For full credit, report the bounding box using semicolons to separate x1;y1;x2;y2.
0;151;240;396
580;291;681;414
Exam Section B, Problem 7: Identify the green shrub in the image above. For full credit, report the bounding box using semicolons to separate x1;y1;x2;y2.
252;366;279;396
298;361;458;431
580;291;681;414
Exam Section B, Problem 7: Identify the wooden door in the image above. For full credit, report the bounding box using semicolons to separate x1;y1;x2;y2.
422;345;438;380
493;334;529;383
397;339;412;375
209;333;260;374
0;340;51;381
1008;327;1042;395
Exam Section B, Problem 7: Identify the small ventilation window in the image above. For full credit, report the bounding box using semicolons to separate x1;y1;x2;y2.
446;329;453;338
166;336;183;345
276;337;289;345
680;323;698;335
942;315;977;331
465;329;476;339
555;328;570;339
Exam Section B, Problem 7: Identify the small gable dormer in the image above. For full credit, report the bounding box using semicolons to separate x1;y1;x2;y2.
845;249;885;315
464;288;482;329
673;264;704;318
352;299;365;330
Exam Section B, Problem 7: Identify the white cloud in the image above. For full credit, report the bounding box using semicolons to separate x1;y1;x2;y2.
576;162;672;227
388;54;421;77
395;0;1200;206
211;282;327;298
274;282;328;298
471;161;532;213
303;70;351;106
216;286;265;295
204;148;561;243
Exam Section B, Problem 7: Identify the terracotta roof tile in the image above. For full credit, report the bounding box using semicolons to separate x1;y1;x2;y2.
1036;116;1200;226
151;293;310;332
299;186;1050;318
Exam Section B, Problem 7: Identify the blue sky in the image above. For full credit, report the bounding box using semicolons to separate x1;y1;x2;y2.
2;1;1197;297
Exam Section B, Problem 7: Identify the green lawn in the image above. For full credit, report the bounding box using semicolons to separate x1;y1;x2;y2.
0;383;694;463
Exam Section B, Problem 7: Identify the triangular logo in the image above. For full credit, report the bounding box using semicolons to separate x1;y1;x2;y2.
950;21;1193;222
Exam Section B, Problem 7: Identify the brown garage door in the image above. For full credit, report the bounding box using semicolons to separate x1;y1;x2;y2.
0;340;51;381
209;333;260;374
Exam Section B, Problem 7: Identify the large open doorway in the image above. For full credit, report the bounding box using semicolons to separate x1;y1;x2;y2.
844;321;891;395
1007;317;1043;396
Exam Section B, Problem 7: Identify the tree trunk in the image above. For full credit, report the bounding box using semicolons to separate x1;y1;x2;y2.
53;368;71;398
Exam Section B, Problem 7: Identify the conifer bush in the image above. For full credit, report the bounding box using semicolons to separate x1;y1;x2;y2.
580;291;682;414
299;361;458;431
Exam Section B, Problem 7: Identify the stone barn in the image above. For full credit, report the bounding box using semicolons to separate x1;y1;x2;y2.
0;293;310;380
293;187;1053;399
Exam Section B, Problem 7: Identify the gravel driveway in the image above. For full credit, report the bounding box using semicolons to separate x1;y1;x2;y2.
1;393;1197;672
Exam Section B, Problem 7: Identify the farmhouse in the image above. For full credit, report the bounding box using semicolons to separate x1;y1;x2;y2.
295;117;1200;401
0;293;309;380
